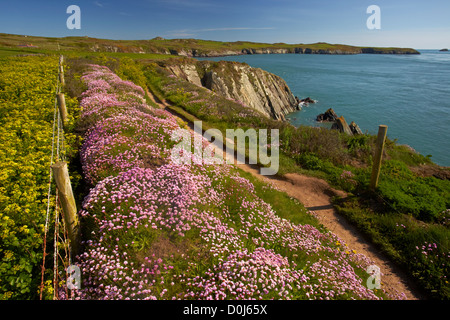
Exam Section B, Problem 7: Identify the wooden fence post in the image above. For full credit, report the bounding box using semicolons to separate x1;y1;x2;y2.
56;93;68;123
51;161;80;256
370;125;388;190
59;56;64;74
59;72;65;87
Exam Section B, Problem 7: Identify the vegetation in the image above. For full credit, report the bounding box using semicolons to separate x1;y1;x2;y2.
133;59;449;299
64;63;399;300
0;56;80;299
0;33;446;300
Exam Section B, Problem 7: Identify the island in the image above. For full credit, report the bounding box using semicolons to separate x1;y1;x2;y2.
439;48;449;52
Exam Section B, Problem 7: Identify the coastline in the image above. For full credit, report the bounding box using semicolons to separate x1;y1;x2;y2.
0;33;421;57
198;51;448;167
167;46;421;58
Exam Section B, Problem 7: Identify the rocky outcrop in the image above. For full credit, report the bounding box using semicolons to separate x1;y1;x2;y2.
165;60;299;120
331;116;353;135
440;48;449;52
297;97;317;107
316;108;362;135
349;121;363;135
316;108;338;122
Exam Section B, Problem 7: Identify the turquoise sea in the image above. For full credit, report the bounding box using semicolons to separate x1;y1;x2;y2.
198;50;450;167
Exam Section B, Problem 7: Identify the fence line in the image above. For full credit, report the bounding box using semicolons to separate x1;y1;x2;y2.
40;55;75;300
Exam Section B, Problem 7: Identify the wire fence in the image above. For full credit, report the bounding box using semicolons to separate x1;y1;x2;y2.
39;55;73;300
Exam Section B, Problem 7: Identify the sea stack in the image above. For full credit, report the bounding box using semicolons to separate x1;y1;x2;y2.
316;108;338;122
331;116;353;135
349;121;363;135
316;109;362;135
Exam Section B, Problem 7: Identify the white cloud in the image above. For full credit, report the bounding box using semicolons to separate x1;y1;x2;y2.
94;1;104;8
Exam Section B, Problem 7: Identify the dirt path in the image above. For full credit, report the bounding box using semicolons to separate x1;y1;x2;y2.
146;90;425;300
235;165;424;300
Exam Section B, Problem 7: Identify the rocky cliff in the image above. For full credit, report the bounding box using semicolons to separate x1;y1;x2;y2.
165;46;420;57
165;60;299;120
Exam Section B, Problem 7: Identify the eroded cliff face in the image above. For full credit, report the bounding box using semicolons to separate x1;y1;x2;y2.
165;60;299;120
165;47;420;57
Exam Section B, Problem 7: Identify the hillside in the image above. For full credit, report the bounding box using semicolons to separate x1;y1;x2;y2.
0;33;420;57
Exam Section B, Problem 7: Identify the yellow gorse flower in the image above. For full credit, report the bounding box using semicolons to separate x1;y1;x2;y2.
0;55;80;299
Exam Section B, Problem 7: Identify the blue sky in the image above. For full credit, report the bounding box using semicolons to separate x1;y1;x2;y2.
1;0;449;49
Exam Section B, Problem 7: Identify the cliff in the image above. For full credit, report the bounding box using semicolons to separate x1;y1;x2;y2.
167;46;420;57
164;60;299;120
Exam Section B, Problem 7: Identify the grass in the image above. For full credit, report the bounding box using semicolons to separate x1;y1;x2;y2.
334;194;449;299
0;47;45;57
236;167;321;228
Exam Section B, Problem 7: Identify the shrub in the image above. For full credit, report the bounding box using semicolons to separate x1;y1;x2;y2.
377;160;449;222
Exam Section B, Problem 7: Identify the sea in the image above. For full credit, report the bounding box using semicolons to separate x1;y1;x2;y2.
197;50;450;167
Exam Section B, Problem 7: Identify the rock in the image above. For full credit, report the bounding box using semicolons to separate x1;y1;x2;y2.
349;121;363;135
440;48;449;52
295;96;316;109
298;97;316;106
316;108;338;122
331;116;353;135
165;60;298;120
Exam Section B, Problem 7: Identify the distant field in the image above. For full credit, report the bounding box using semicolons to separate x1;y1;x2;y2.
0;46;177;61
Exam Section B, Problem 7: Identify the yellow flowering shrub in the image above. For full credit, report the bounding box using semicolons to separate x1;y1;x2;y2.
0;55;79;299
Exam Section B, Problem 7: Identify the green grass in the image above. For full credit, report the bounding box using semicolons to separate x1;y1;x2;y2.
334;194;449;299
236;167;321;228
0;47;45;57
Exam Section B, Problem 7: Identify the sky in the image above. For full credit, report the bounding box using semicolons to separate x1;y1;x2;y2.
1;0;449;49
